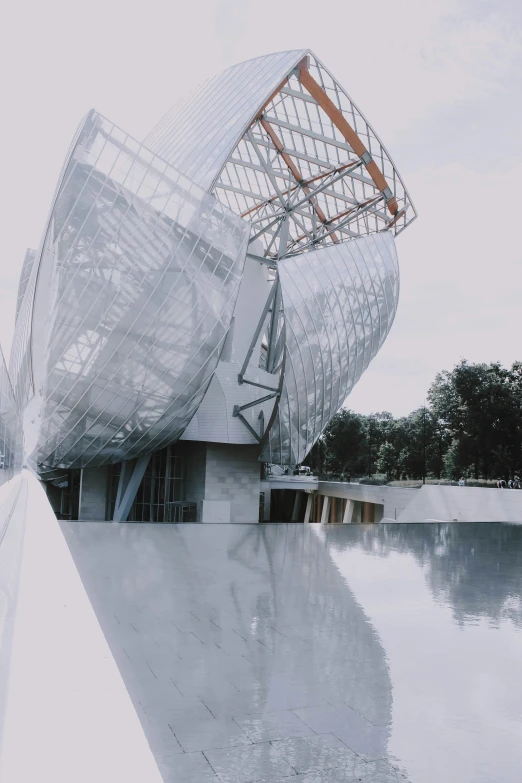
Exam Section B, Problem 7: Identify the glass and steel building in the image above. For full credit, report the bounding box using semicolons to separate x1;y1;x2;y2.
10;49;415;522
0;348;23;492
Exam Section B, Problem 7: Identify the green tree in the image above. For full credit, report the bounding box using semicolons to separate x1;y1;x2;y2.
376;441;396;480
300;359;522;483
429;360;521;479
321;409;366;476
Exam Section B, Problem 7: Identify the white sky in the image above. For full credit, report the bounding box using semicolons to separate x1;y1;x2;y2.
1;0;521;416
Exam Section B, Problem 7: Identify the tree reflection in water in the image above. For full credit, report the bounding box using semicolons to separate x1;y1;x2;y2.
323;523;522;629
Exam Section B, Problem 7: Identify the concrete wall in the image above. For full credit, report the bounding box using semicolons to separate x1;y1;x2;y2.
398;485;522;523
184;442;261;523
78;467;108;521
317;481;416;522
204;443;260;523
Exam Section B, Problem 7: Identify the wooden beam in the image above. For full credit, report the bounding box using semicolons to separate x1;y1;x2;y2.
260;118;304;184
259;118;339;242
298;63;398;215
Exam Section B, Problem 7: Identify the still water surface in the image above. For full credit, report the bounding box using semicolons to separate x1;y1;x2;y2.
320;523;522;783
61;521;522;783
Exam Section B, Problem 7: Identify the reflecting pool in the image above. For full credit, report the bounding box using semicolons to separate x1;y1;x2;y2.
61;521;522;783
320;523;522;783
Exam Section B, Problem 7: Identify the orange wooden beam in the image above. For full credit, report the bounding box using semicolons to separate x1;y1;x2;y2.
298;63;398;215
260;118;304;185
259;118;339;242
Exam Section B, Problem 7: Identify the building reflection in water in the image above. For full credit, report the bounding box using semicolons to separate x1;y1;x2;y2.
321;522;522;783
61;523;399;774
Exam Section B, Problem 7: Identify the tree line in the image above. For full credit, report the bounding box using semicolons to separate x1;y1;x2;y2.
303;360;522;483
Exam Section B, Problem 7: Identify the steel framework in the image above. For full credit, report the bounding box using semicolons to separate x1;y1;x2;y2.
212;53;415;264
12;49;416;476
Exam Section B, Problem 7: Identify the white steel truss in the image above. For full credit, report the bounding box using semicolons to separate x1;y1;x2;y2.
212;52;416;264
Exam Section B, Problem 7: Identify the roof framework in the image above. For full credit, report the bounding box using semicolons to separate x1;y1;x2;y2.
213;53;415;262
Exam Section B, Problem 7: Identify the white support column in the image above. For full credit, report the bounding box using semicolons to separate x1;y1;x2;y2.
113;454;150;522
114;461;129;512
303;494;313;524
291;491;301;521
320;496;331;524
78;466;109;521
342;499;355;524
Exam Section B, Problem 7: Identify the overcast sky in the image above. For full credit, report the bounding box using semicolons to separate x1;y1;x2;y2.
1;0;521;416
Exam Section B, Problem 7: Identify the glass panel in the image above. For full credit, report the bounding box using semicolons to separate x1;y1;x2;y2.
0;348;23;489
260;232;399;465
145;51;308;191
107;446;190;523
15;110;249;470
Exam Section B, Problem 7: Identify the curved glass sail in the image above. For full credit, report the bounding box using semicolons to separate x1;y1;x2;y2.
145;50;308;191
260;232;399;465
17;111;248;469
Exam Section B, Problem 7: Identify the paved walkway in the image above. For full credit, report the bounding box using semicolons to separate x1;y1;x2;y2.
0;474;163;783
61;522;409;783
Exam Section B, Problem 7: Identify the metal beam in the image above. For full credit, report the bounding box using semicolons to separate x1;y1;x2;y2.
215;182;265;203
239;378;279;393
279;85;317;104
234;392;278;414
238;282;277;381
266;215;289;373
114;460;129;513
298;63;398;215
289;161;363;212
260;118;304;186
246;129;287;209
260;118;339;243
235;412;261;442
233;388;279;444
241;133;343;173
313;196;385;243
246;251;278;268
266;277;282;373
250;214;285;243
263;115;355;155
113;453;150;522
258;409;265;439
241;161;360;221
289;195;384;250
